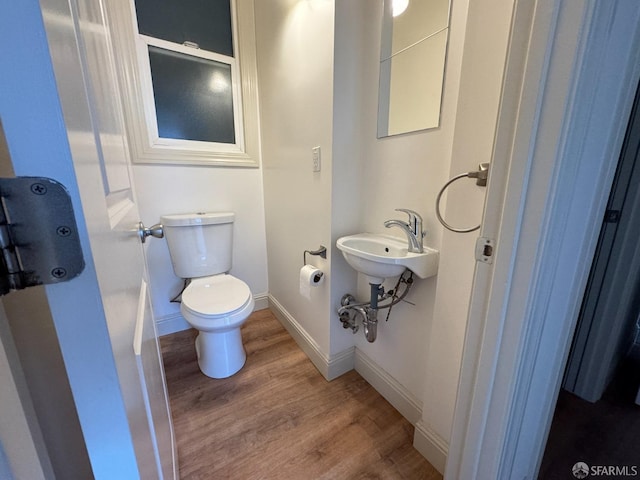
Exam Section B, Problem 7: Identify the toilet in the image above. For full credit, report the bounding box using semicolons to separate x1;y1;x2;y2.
161;211;254;378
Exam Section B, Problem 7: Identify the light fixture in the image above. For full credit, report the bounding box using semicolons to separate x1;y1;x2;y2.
392;0;409;17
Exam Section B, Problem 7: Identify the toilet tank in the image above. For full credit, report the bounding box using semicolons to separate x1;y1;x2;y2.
161;212;235;278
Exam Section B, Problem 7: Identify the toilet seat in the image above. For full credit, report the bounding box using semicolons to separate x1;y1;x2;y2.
181;274;252;319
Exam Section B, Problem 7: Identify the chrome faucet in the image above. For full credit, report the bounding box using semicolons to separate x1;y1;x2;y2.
383;208;425;253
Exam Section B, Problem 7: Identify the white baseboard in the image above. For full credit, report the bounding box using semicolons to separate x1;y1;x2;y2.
268;295;354;381
413;420;448;475
157;293;271;337
157;313;190;337
253;293;269;312
354;349;423;425
329;347;356;380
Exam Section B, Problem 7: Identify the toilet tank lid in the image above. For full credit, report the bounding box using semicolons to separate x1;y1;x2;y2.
161;212;235;226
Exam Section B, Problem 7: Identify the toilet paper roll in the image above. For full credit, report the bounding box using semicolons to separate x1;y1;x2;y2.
299;265;324;299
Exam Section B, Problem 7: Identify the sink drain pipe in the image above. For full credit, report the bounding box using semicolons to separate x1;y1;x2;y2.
363;284;382;343
338;270;414;343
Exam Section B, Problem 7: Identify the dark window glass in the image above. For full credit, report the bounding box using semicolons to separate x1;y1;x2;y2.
135;0;233;57
148;46;235;144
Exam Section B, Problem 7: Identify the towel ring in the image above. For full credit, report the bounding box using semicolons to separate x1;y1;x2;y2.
435;163;489;233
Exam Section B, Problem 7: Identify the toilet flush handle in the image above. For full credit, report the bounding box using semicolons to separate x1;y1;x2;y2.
137;222;164;243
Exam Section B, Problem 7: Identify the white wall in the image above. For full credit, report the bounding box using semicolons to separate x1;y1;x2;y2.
255;0;475;458
421;0;516;447
255;0;337;356
329;0;469;407
132;165;268;332
255;0;474;428
330;1;365;358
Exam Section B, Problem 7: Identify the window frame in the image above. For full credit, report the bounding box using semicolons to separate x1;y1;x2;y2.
106;0;260;167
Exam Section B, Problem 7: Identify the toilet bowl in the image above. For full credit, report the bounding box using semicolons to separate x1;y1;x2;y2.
180;274;255;378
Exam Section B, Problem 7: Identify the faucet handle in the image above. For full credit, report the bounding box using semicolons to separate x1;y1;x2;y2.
394;209;424;237
395;208;423;229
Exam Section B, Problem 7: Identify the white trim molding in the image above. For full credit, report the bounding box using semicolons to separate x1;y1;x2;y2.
104;0;261;167
253;294;269;312
413;420;448;475
268;295;354;381
447;1;640;479
353;349;422;425
156;313;189;337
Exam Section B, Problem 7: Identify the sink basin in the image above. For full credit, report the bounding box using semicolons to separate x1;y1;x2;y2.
336;233;439;284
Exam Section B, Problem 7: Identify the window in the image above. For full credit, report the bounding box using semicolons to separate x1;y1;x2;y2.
106;0;260;167
147;45;236;144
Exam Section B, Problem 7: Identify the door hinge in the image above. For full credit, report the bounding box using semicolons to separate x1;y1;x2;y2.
475;236;495;264
0;177;84;296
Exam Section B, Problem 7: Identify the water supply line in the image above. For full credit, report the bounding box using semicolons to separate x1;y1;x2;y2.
435;163;490;233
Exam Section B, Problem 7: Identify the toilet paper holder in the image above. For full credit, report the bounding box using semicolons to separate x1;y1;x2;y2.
303;245;327;266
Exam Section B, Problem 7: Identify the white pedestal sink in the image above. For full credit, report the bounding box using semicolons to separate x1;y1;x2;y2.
336;233;439;284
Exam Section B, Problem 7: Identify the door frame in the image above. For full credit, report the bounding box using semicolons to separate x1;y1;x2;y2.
446;0;640;478
563;87;640;403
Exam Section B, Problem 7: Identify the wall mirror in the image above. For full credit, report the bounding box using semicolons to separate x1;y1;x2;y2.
377;0;451;138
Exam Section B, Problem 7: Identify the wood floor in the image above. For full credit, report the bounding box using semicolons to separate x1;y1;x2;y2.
160;309;442;480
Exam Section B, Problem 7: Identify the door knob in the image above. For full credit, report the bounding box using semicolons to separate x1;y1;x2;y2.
137;222;164;243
